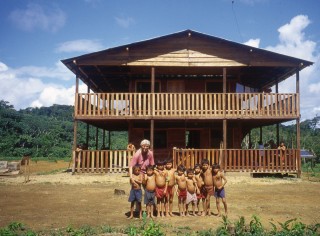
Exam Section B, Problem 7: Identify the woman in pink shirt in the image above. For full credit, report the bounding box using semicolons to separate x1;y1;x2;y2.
129;139;155;179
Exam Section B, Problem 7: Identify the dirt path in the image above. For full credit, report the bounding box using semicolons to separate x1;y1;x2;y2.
0;161;319;234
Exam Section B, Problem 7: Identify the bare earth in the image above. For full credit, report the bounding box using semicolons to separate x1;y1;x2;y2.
0;160;320;234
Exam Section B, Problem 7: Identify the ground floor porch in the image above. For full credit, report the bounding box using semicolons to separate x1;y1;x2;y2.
72;148;301;177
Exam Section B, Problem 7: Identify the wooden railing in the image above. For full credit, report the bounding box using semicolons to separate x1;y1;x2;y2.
75;93;299;119
71;148;300;174
72;150;134;173
173;148;300;173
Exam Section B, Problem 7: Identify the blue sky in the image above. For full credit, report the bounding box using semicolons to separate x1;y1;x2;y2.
0;0;319;121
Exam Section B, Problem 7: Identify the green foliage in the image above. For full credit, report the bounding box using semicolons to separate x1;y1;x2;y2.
66;224;96;236
0;217;319;235
123;214;164;236
0;221;36;236
0;100;128;159
244;115;320;162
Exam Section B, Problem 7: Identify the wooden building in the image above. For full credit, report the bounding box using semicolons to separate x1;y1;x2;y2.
62;30;313;176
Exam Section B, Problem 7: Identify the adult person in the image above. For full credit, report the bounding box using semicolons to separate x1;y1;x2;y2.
129;139;155;179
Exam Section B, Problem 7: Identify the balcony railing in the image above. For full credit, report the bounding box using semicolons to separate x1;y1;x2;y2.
172;148;300;173
75;92;299;119
71;149;300;174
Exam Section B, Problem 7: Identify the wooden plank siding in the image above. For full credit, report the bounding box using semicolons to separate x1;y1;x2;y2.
74;92;299;119
172;148;299;174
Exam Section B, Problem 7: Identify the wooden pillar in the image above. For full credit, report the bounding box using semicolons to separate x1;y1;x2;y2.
275;81;280;146
73;76;79;150
86;84;90;147
108;131;111;149
296;69;301;177
222;68;227;167
150;67;155;150
259;126;262;143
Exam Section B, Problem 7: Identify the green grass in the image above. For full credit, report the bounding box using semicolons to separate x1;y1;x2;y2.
302;163;320;179
1;216;319;236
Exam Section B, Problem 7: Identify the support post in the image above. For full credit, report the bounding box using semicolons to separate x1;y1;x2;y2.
150;67;155;149
296;69;301;177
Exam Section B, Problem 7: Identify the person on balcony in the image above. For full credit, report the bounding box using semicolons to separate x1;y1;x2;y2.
129;139;155;179
278;141;287;165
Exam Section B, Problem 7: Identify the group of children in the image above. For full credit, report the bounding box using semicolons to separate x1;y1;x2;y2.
128;159;228;219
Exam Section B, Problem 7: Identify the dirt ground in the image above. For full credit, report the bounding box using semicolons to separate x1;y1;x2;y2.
0;160;320;234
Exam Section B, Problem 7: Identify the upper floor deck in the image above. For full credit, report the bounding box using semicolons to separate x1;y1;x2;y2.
74;92;299;120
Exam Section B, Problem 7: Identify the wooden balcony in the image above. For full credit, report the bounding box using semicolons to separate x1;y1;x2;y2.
75;92;299;119
71;148;300;175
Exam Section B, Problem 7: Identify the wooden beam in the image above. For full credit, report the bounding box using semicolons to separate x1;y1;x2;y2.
150;67;155;149
73;75;79;150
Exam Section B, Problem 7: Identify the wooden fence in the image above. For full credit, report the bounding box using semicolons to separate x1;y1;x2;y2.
75;92;299;118
72;150;134;173
173;148;300;174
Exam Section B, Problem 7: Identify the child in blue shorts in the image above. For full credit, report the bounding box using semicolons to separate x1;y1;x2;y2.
128;165;143;219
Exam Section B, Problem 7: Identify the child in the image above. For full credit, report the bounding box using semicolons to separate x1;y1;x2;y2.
128;165;143;219
194;164;205;216
143;165;156;218
185;168;198;216
154;160;168;217
201;159;214;216
164;159;176;217
175;165;187;216
212;164;228;216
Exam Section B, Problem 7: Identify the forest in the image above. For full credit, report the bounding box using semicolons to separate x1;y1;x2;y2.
0;99;319;161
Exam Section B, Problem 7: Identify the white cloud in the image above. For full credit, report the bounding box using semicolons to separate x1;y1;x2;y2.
56;39;104;53
9;3;66;33
261;15;320;120
30;84;87;108
115;15;135;28
0;61;81;110
13;61;74;81
244;38;260;48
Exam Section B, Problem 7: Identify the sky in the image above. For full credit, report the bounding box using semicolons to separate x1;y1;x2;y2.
0;0;319;121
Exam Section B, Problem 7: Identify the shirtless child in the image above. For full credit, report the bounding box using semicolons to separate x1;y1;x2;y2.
194;164;205;216
212;164;228;216
128;165;143;219
185;168;198;216
164;159;176;217
154;160;168;217
143;165;156;218
175;165;187;216
201;159;214;216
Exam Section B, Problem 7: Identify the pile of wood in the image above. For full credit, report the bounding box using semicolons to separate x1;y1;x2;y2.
0;160;21;175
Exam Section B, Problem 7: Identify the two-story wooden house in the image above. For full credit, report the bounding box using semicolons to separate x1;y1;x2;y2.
62;30;313;176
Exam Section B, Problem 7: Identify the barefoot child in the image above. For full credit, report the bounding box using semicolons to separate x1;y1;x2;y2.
165;159;176;216
212;164;228;216
143;165;156;218
175;165;187;216
128;165;143;219
154;160;168;217
201;159;214;216
185;168;198;216
194;164;205;216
